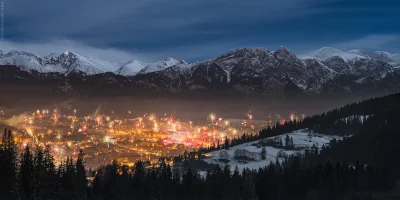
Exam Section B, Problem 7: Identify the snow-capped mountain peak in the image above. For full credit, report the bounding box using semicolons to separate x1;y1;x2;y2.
346;49;400;67
0;50;121;75
225;47;270;57
273;46;298;61
300;47;366;61
53;51;120;75
0;50;47;72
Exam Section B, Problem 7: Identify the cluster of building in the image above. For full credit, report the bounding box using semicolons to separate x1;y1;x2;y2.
2;108;288;169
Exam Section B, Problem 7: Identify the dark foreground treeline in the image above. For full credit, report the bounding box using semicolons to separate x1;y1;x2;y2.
90;155;397;200
0;127;398;200
0;129;88;200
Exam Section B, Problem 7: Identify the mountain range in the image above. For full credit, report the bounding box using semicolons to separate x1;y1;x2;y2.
1;47;400;98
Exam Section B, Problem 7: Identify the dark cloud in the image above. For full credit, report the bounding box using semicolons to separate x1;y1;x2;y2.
2;0;400;61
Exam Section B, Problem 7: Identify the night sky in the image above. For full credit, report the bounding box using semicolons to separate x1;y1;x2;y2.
1;0;399;62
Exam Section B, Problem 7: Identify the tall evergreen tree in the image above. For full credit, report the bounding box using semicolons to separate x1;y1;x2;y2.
19;145;34;199
76;149;88;199
32;145;44;200
0;129;19;199
261;147;267;160
285;134;290;148
224;136;230;150
42;145;58;199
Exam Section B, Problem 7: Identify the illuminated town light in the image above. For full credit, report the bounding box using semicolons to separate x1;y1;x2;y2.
290;113;295;121
104;136;111;143
7;107;271;167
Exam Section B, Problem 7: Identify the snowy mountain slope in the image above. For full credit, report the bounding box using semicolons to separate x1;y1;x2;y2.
0;50;120;75
300;47;367;61
370;51;400;67
0;50;187;76
388;53;400;67
348;49;400;67
0;50;52;73
301;48;400;67
116;60;146;76
44;51;120;75
203;129;344;172
137;57;187;75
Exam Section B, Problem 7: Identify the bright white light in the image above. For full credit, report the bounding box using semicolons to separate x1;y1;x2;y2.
104;136;111;143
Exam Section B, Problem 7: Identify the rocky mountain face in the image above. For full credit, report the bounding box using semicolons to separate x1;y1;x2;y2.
1;47;400;98
131;47;400;97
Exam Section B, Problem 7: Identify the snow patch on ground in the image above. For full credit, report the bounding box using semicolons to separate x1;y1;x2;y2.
203;129;344;172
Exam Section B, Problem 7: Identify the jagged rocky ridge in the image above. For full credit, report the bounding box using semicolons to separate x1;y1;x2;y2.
1;47;400;98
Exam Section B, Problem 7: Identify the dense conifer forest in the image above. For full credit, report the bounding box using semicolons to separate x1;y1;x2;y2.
1;93;400;199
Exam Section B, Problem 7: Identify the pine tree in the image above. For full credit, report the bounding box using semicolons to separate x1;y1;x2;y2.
182;168;193;199
61;157;77;199
275;157;281;169
242;171;257;199
76;149;88;199
92;168;104;197
224;136;230;150
285;134;290;148
0;129;19;199
290;137;294;148
19;145;34;199
261;147;267;160
42;145;58;199
32;145;44;200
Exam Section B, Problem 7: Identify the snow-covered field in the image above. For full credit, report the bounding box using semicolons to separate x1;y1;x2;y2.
203;129;344;173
